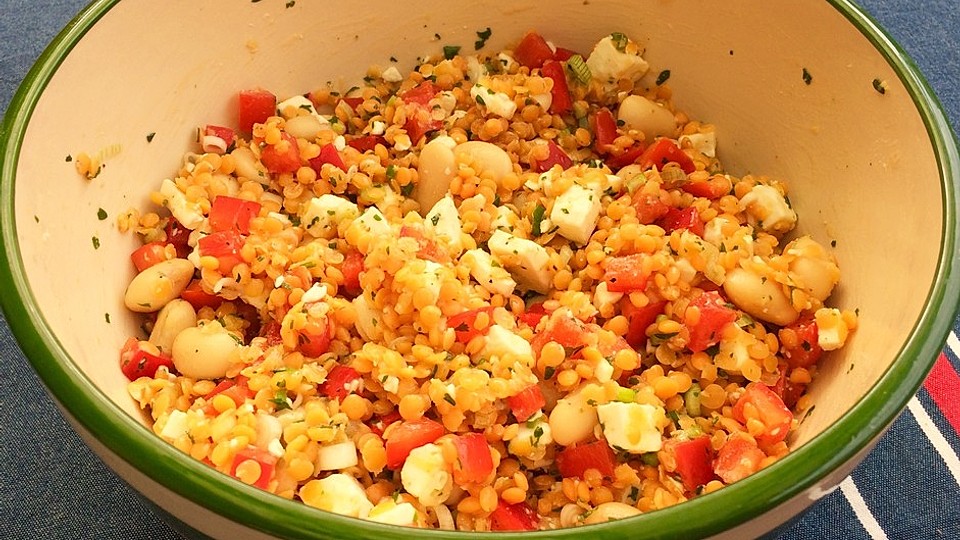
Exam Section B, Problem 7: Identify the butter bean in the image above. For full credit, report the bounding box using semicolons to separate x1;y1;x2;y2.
148;299;197;354
582;502;642;524
784;236;840;301
549;392;598;446
171;321;242;380
723;267;799;326
123;258;195;313
284;114;323;140
617;95;677;140
231;146;267;182
453;140;512;181
415;135;456;213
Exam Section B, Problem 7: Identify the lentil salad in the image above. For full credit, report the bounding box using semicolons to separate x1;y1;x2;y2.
118;30;857;531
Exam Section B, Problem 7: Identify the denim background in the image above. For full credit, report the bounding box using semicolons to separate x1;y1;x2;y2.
1;1;957;538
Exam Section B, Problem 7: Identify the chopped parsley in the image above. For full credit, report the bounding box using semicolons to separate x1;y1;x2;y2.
610;31;628;52
97;208;108;221
531;203;546;236
656;69;671;85
802;67;813;85
443;45;461;60
91;236;100;249
872;78;887;94
146;132;156;142
475;27;492;50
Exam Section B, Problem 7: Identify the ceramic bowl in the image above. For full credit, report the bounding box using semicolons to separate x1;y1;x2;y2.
2;0;958;538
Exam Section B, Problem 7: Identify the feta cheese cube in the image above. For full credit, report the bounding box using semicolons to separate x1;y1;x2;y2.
460;248;517;297
159;410;189;440
301;194;360;239
470;83;517;119
368;500;419;527
487;230;554;293
815;307;850;351
596;402;667;453
739;184;797;234
586;34;649;86
424;196;463;256
680;130;717;158
550;183;602;245
316;441;359;471
400;443;453;506
484;325;533;364
159;178;205;230
345;206;392;250
381;66;403;83
300;473;373;518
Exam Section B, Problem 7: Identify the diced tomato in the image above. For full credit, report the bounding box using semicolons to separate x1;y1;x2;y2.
346;135;387;153
198;229;246;274
490;500;540;531
518;302;548;328
209;195;262;234
555;439;618;479
513;31;555;69
340;250;364;297
506;385;546;422
229;447;277;490
399;225;449;263
622;298;667;348
447;306;497;344
682;176;730;199
401;82;443;143
684;291;737;353
338;96;364;111
119;338;174;380
298;318;334;358
603;254;650;293
553;47;577;61
238;89;277;133
401;81;439;106
531;312;589;359
180;279;222;310
259;319;283;347
772;364;806;409
452;432;495;485
657;206;704;237
368;409;403;438
308;143;346;174
640;138;696;174
202;124;236;153
713;436;765;484
779;317;823;369
532;140;572;173
384;418;446;469
541;60;572;115
605;144;647;170
668;435;716;492
591;108;619;152
260;132;301;174
632;191;670;224
164;219;192;258
318;365;362;401
130;242;169;272
204;375;254;413
732;382;794;445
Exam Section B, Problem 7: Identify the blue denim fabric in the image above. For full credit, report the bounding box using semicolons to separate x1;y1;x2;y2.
1;0;957;538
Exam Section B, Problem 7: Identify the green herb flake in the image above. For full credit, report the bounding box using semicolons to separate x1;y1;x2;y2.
286;0;295;7
65;155;72;162
531;203;546;236
33;215;39;223
610;32;628;52
474;27;492;50
400;183;414;197
872;78;887;94
96;208;108;221
656;69;671;85
802;67;813;85
104;313;111;324
91;236;101;249
443;394;457;406
146;132;156;142
543;366;556;380
430;214;440;226
443;45;461;60
385;164;397;179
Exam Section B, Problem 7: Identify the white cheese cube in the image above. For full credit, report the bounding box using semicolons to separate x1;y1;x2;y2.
301;473;373;518
739;184;797;234
345;206;391;250
159;410;189;440
815;307;849;351
470;83;517;119
369;501;419;527
424;196;463;256
316;441;359;471
593;281;623;310
301;194;360;239
460;248;517;297
596;402;667;454
586;35;649;86
400;443;453;507
680;131;717;158
484;325;534;364
487;229;554;293
381;66;403;83
550;183;602;245
159;178;205;230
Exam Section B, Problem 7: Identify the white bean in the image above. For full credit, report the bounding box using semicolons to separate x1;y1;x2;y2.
549;393;598;446
582;502;642;524
148;299;197;353
722;267;799;326
171;322;242;380
124;258;195;313
453;141;513;180
415;135;457;213
230;146;267;182
784;236;840;301
284;114;323;140
617;95;677;140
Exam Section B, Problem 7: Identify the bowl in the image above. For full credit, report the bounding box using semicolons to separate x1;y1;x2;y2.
2;0;959;538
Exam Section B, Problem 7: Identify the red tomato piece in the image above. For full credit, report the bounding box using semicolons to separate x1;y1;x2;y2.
340;250;364;297
401;81;440;106
318;365;362;401
685;291;737;353
682;177;730;199
404;112;443;145
202;124;236;153
399;225;449;263
198;229;246;273
298;318;334;358
260;132;301;174
532;140;573;173
229;447;277;490
346;135;387;153
506;385;546;422
209;195;262;234
632;190;670;224
732;382;794;445
180;279;222;310
338;96;364;111
713;436;765;484
531;313;589;359
657;206;704;237
622;298;667;348
130;242;169;272
555;439;618;479
605;144;647;170
259;320;283;347
164;219;192;258
384;418;446;469
591;108;619;152
640;138;696;174
368;409;403;438
668;435;716;492
447;307;497;344
490;500;540;531
553;47;577;61
779;316;823;369
513;31;555;69
603;253;650;293
518;302;548;328
238;89;277;133
541;60;572;115
452;432;495;485
119;338;174;381
772;364;806;409
308;143;346;174
203;375;254;414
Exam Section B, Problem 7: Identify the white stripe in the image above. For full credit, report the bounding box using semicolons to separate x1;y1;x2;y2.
906;397;960;486
947;331;960;357
839;476;889;540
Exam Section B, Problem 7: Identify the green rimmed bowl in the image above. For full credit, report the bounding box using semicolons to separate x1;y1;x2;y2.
1;0;958;538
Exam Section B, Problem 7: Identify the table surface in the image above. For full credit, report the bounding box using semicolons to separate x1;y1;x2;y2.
2;1;959;539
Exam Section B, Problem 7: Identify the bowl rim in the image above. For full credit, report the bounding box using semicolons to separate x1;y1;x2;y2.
2;0;959;538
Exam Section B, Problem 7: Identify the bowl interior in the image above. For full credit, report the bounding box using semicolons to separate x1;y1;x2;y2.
2;0;957;538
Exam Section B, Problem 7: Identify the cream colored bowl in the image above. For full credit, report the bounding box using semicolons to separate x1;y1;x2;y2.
2;0;958;538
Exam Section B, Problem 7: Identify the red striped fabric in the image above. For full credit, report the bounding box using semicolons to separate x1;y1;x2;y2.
923;352;960;436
